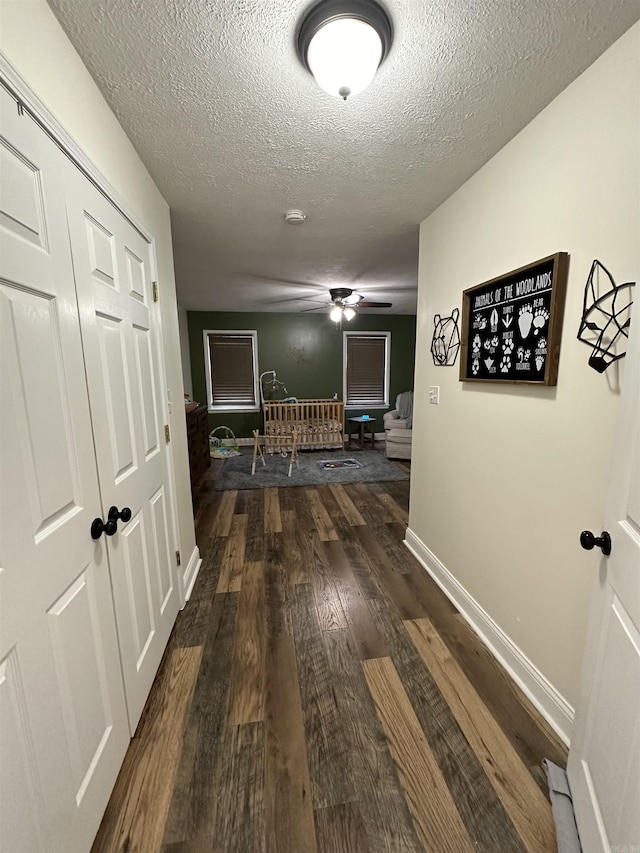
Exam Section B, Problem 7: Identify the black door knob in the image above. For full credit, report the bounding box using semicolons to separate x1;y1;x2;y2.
108;506;132;524
91;516;117;540
580;530;612;556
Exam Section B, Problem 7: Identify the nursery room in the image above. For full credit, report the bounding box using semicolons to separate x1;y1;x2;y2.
183;309;416;493
1;1;638;852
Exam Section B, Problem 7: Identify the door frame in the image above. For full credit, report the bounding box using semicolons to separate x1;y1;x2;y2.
0;52;186;605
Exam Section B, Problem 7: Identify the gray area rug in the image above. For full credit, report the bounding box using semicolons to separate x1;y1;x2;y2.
215;450;409;491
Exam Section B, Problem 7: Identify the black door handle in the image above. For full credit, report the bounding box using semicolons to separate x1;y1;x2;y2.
91;506;131;540
108;506;132;525
580;530;612;556
91;516;117;540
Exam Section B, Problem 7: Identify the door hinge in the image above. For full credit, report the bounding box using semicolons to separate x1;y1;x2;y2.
176;550;181;567
152;281;159;302
164;424;171;443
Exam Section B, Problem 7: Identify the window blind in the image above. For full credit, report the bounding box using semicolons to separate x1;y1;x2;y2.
208;333;257;407
346;334;387;406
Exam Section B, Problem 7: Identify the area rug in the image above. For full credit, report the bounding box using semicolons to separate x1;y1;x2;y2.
215;450;409;491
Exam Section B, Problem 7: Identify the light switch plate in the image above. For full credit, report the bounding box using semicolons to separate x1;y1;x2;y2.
429;386;440;404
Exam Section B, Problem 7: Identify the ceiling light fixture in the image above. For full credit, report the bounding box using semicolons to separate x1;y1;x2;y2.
297;0;393;101
343;306;356;321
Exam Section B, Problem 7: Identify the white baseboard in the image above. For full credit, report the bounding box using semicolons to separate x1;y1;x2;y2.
182;545;202;602
404;527;574;747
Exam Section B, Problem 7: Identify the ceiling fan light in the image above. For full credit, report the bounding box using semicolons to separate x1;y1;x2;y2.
330;305;343;322
343;292;361;305
343;306;356;320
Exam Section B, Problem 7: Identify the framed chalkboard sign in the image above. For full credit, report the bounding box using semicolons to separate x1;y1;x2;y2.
460;252;569;385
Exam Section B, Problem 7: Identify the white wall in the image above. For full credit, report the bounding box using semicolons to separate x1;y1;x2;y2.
178;305;193;399
411;23;639;722
0;0;196;570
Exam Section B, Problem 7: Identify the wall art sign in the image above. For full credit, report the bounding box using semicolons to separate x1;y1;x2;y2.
431;308;460;366
460;252;569;385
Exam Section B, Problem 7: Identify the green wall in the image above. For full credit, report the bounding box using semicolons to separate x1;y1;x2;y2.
187;312;416;438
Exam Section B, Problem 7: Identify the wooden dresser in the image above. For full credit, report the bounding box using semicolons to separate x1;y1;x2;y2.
186;404;209;494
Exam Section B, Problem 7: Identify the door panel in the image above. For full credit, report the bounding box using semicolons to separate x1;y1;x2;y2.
581;596;639;839
149;485;174;611
119;511;155;665
0;134;48;248
134;325;161;458
65;170;180;732
0;650;48;853
125;245;146;301
47;566;119;800
96;313;137;479
0;88;129;852
1;284;80;533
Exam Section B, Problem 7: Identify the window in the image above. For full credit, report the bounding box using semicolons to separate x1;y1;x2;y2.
343;331;390;408
203;330;259;412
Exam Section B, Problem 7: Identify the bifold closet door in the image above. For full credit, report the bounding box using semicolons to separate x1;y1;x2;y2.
64;167;180;734
0;90;129;851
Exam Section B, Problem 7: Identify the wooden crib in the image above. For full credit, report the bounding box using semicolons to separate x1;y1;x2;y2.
263;399;344;450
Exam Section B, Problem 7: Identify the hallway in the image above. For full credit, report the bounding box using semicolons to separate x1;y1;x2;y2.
92;466;567;852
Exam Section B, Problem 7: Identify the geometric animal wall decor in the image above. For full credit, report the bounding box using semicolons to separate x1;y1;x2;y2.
577;259;635;373
431;308;461;366
460;252;569;385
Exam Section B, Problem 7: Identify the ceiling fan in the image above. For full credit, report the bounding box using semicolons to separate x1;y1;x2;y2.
241;274;395;314
329;287;392;309
324;287;392;322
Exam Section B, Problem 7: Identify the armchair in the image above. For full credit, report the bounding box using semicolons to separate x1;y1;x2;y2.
383;408;410;432
384;392;413;460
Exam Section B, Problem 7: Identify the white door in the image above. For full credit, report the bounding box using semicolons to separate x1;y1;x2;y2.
65;168;180;733
0;90;129;851
567;292;640;848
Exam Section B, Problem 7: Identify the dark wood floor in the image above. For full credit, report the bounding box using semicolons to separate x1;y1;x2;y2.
92;453;567;853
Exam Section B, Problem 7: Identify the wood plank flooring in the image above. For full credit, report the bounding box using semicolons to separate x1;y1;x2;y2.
92;454;567;853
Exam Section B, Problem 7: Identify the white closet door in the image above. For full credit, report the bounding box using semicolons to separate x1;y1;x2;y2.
65;168;180;733
0;91;129;851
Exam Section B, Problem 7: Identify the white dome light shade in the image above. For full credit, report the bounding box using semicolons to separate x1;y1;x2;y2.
298;1;392;102
307;17;383;99
330;305;343;322
343;306;357;320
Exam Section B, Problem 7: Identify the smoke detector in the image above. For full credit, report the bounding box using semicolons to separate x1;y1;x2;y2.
284;209;307;225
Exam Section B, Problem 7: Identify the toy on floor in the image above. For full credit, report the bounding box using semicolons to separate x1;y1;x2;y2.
209;426;241;458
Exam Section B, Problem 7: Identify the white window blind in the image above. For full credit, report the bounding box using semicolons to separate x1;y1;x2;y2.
345;333;389;407
205;332;258;410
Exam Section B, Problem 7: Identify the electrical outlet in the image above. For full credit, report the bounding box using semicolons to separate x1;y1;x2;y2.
429;385;440;405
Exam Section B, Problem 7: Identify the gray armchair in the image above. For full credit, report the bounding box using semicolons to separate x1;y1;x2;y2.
384;392;413;459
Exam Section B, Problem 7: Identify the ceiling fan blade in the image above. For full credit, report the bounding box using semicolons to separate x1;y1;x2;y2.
357;300;393;308
279;296;327;306
300;303;329;313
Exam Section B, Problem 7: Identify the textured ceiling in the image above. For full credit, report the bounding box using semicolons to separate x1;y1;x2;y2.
48;0;639;314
